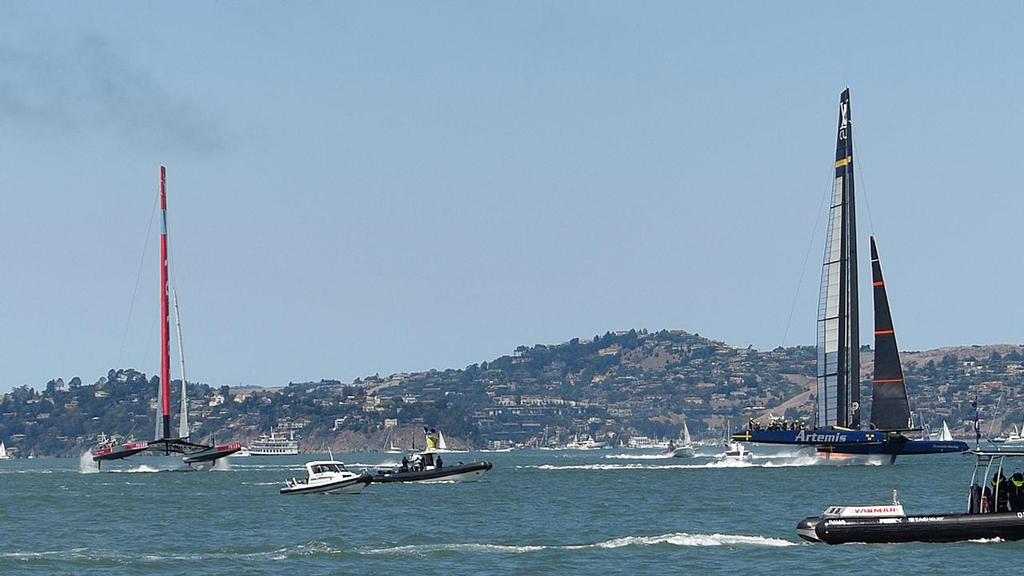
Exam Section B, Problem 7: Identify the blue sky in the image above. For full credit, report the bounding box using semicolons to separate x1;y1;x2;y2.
0;2;1021;392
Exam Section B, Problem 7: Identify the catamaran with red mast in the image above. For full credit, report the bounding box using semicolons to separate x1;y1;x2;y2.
91;166;240;468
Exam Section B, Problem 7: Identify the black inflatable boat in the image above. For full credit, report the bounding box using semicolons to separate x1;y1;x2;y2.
798;450;1024;544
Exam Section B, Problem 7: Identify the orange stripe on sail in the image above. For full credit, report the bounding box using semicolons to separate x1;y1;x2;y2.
872;281;884;286
875;329;895;335
874;378;904;384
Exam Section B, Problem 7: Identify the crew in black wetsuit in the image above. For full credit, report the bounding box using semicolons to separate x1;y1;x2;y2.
1009;472;1024;512
992;472;1011;513
969;483;984;514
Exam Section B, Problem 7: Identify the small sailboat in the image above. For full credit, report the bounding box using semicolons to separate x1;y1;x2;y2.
383;428;402;453
671;422;695;458
0;441;10;460
936;421;954;442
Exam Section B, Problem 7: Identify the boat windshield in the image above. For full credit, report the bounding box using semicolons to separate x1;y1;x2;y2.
311;463;346;474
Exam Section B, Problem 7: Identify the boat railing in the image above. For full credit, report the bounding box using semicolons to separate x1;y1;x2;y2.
965;450;1024;514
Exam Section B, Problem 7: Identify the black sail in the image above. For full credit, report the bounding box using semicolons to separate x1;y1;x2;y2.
816;88;860;428
869;236;911;430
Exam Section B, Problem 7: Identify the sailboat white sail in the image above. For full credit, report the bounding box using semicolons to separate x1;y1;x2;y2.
0;441;9;460
383;428;402;453
172;287;189;439
671;422;695;458
939;421;953;441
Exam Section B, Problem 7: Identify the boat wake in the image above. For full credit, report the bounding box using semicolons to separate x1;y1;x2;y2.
520;454;824;471
0;533;799;565
602;453;673;460
123;464;165;473
360;532;797;555
79;451;100;474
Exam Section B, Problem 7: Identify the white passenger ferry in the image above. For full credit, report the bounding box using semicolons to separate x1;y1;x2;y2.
249;429;299;455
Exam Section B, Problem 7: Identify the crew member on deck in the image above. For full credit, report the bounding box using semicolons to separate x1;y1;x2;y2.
992;472;1011;513
1009;472;1024;511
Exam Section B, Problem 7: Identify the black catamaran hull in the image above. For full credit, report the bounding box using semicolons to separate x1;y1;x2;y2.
731;429;967;456
372;461;492;483
91;439;241;466
91;441;151;461
182;442;243;464
799;512;1024;544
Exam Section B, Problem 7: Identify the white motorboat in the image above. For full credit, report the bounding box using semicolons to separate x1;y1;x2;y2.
563;434;606;450
280;460;372;495
627;436;671;450
990;418;1024;447
227;446;251;457
721;441;753;461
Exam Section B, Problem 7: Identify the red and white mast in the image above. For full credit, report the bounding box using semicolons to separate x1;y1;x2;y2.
160;166;172;439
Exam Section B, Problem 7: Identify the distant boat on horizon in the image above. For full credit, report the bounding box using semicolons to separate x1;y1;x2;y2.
249;428;300;456
671;422;696;458
383;427;402;453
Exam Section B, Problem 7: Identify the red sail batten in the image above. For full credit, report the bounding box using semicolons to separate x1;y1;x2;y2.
160;166;171;438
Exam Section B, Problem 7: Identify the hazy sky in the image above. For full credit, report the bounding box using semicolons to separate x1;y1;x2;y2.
1;2;1021;392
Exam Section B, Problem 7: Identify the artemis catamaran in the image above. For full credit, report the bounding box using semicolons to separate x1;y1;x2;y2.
91;167;240;468
732;90;967;460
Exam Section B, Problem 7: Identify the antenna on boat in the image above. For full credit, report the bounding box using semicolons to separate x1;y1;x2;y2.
328;447;334;461
972;399;981;449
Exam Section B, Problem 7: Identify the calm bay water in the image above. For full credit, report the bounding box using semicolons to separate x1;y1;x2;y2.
0;448;1019;574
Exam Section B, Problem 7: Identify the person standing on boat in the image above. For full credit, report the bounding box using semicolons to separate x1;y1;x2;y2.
992;472;1011;512
1009;472;1024;511
436;455;443;469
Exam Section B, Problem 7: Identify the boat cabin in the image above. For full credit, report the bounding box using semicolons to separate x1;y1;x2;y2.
305;461;351;478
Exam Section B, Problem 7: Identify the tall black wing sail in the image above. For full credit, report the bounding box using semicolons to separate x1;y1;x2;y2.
869;236;911;430
816;88;860;428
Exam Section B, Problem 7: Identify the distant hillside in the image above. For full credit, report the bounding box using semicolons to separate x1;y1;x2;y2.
2;330;1023;456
